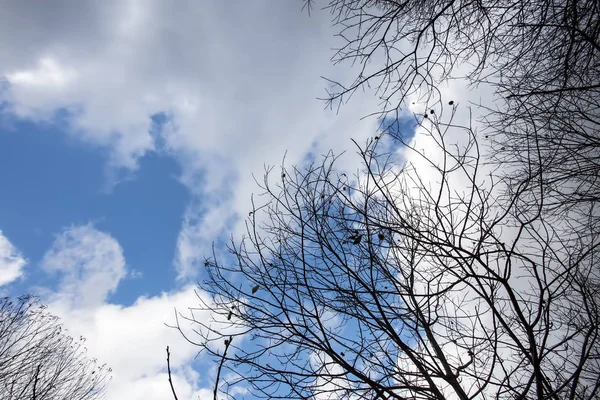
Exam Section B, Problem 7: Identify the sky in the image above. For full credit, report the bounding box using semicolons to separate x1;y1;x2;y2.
0;1;406;398
0;1;499;398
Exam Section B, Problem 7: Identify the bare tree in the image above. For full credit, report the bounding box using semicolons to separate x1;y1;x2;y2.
306;0;599;231
310;0;599;104
170;2;599;397
175;111;599;399
0;295;111;400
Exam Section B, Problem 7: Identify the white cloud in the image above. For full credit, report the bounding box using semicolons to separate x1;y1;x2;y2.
0;230;27;287
107;372;213;400
47;286;214;400
41;224;127;308
6;57;77;88
36;225;221;399
0;1;383;280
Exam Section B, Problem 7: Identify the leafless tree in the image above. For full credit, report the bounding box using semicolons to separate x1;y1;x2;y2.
305;0;599;233
0;295;111;400
170;2;599;397
175;110;599;399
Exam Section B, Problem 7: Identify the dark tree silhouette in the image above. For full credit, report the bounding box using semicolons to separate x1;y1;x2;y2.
175;111;600;399
169;2;599;397
307;0;600;235
0;295;111;400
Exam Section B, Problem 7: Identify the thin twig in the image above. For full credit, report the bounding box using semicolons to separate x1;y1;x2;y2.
214;336;232;400
166;346;179;400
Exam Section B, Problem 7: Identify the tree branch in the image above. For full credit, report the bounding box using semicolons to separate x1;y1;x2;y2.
166;346;179;400
214;337;232;400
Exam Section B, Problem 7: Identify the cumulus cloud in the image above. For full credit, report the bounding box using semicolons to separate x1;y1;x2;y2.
47;286;215;400
41;224;127;308
0;230;27;287
36;225;220;399
0;0;383;280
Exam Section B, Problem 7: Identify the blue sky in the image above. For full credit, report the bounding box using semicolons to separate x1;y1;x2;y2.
0;111;188;305
0;1;430;398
